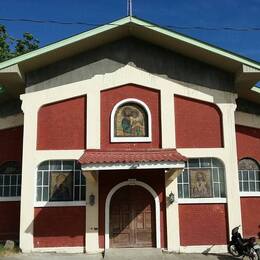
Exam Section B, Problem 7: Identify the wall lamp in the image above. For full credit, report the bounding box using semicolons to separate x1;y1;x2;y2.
168;192;175;204
89;194;95;206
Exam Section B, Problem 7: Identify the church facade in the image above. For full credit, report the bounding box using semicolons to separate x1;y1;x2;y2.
0;17;259;254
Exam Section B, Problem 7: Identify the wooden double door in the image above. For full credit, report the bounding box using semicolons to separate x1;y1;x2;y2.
109;185;156;248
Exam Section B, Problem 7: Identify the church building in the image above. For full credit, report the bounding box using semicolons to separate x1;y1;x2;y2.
0;16;259;254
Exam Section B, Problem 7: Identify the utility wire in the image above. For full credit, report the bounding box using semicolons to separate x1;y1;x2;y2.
1;17;260;32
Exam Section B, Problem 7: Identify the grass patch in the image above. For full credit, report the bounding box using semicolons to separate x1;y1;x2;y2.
0;242;21;256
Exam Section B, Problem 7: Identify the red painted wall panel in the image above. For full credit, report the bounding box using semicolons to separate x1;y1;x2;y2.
101;84;161;149
241;198;260;238
34;207;85;247
175;95;223;148
0;202;20;241
179;204;229;246
0;126;23;164
37;96;86;150
236;125;260;161
98;170;166;248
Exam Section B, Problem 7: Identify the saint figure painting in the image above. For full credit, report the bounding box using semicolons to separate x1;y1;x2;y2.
114;103;148;137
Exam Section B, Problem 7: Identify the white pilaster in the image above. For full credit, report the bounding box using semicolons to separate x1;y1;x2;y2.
86;90;100;149
165;169;181;252
161;89;176;148
19;102;38;252
84;171;99;252
219;103;242;237
161;89;180;251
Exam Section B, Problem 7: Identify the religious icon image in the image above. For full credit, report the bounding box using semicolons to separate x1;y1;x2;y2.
115;104;147;137
114;104;148;137
190;169;212;198
49;172;73;201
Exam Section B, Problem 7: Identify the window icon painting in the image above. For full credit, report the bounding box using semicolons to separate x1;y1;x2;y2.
114;103;148;137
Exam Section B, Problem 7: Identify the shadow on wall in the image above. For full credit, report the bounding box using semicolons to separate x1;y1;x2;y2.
0;99;22;117
25;206;86;248
202;247;235;260
0;201;20;242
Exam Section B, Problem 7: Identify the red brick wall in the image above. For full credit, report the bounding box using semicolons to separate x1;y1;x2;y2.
101;84;161;149
34;207;85;247
236;125;260;238
0;126;23;164
98;170;166;248
179;204;229;245
236;125;260;161
0;127;23;242
241;198;260;238
0;202;20;241
37;96;86;150
175;95;223;148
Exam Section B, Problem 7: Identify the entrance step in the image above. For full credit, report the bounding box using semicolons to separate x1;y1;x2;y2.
104;248;163;260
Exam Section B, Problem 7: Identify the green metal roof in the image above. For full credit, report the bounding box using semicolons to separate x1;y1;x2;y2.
0;16;259;71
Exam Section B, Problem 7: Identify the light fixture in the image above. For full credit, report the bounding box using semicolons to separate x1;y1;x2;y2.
168;192;175;204
89;194;95;206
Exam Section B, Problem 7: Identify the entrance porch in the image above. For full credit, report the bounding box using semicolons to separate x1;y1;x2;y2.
80;149;186;253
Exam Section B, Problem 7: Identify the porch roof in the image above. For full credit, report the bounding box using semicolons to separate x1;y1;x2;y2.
79;149;186;165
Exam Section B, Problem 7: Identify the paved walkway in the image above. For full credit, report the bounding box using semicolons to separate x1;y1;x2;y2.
1;252;236;260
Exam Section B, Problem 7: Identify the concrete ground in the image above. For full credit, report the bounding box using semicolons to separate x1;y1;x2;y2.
1;251;237;260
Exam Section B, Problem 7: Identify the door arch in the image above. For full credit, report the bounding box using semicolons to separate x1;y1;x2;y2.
105;179;161;249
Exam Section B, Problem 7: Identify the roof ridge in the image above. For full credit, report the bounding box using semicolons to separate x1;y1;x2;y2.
0;15;259;72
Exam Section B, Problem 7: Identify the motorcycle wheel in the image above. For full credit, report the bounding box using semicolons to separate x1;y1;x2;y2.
228;243;242;257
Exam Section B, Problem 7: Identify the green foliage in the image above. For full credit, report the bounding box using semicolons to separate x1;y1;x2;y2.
0;24;39;62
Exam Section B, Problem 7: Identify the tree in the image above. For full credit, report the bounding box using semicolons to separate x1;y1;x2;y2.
0;24;39;62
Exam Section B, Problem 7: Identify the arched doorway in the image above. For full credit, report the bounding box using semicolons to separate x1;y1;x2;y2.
109;185;156;248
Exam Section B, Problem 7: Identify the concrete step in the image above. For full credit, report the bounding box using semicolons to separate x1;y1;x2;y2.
104;248;164;260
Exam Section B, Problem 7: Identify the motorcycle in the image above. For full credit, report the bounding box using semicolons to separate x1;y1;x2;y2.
228;226;260;260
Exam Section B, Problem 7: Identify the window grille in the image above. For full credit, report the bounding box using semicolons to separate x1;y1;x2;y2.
36;160;86;202
178;158;226;199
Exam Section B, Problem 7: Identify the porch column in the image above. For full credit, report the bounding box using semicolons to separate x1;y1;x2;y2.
219;103;242;236
165;169;182;252
85;171;99;252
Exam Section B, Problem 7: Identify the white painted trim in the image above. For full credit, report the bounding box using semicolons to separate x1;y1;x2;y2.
111;136;151;142
110;98;152;143
178;198;227;204
32;246;85;253
105;180;161;249
240;192;260;197
179;245;227;254
0;196;21;202
19;64;239;252
81;161;185;171
34;201;85;207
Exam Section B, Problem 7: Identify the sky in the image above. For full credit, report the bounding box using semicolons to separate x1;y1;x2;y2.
0;0;260;63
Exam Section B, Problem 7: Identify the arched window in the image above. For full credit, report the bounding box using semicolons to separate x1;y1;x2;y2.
0;161;21;197
36;160;85;202
238;158;260;193
111;98;152;142
178;158;226;199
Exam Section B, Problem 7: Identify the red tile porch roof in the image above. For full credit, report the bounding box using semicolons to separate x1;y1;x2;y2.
79;149;187;165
